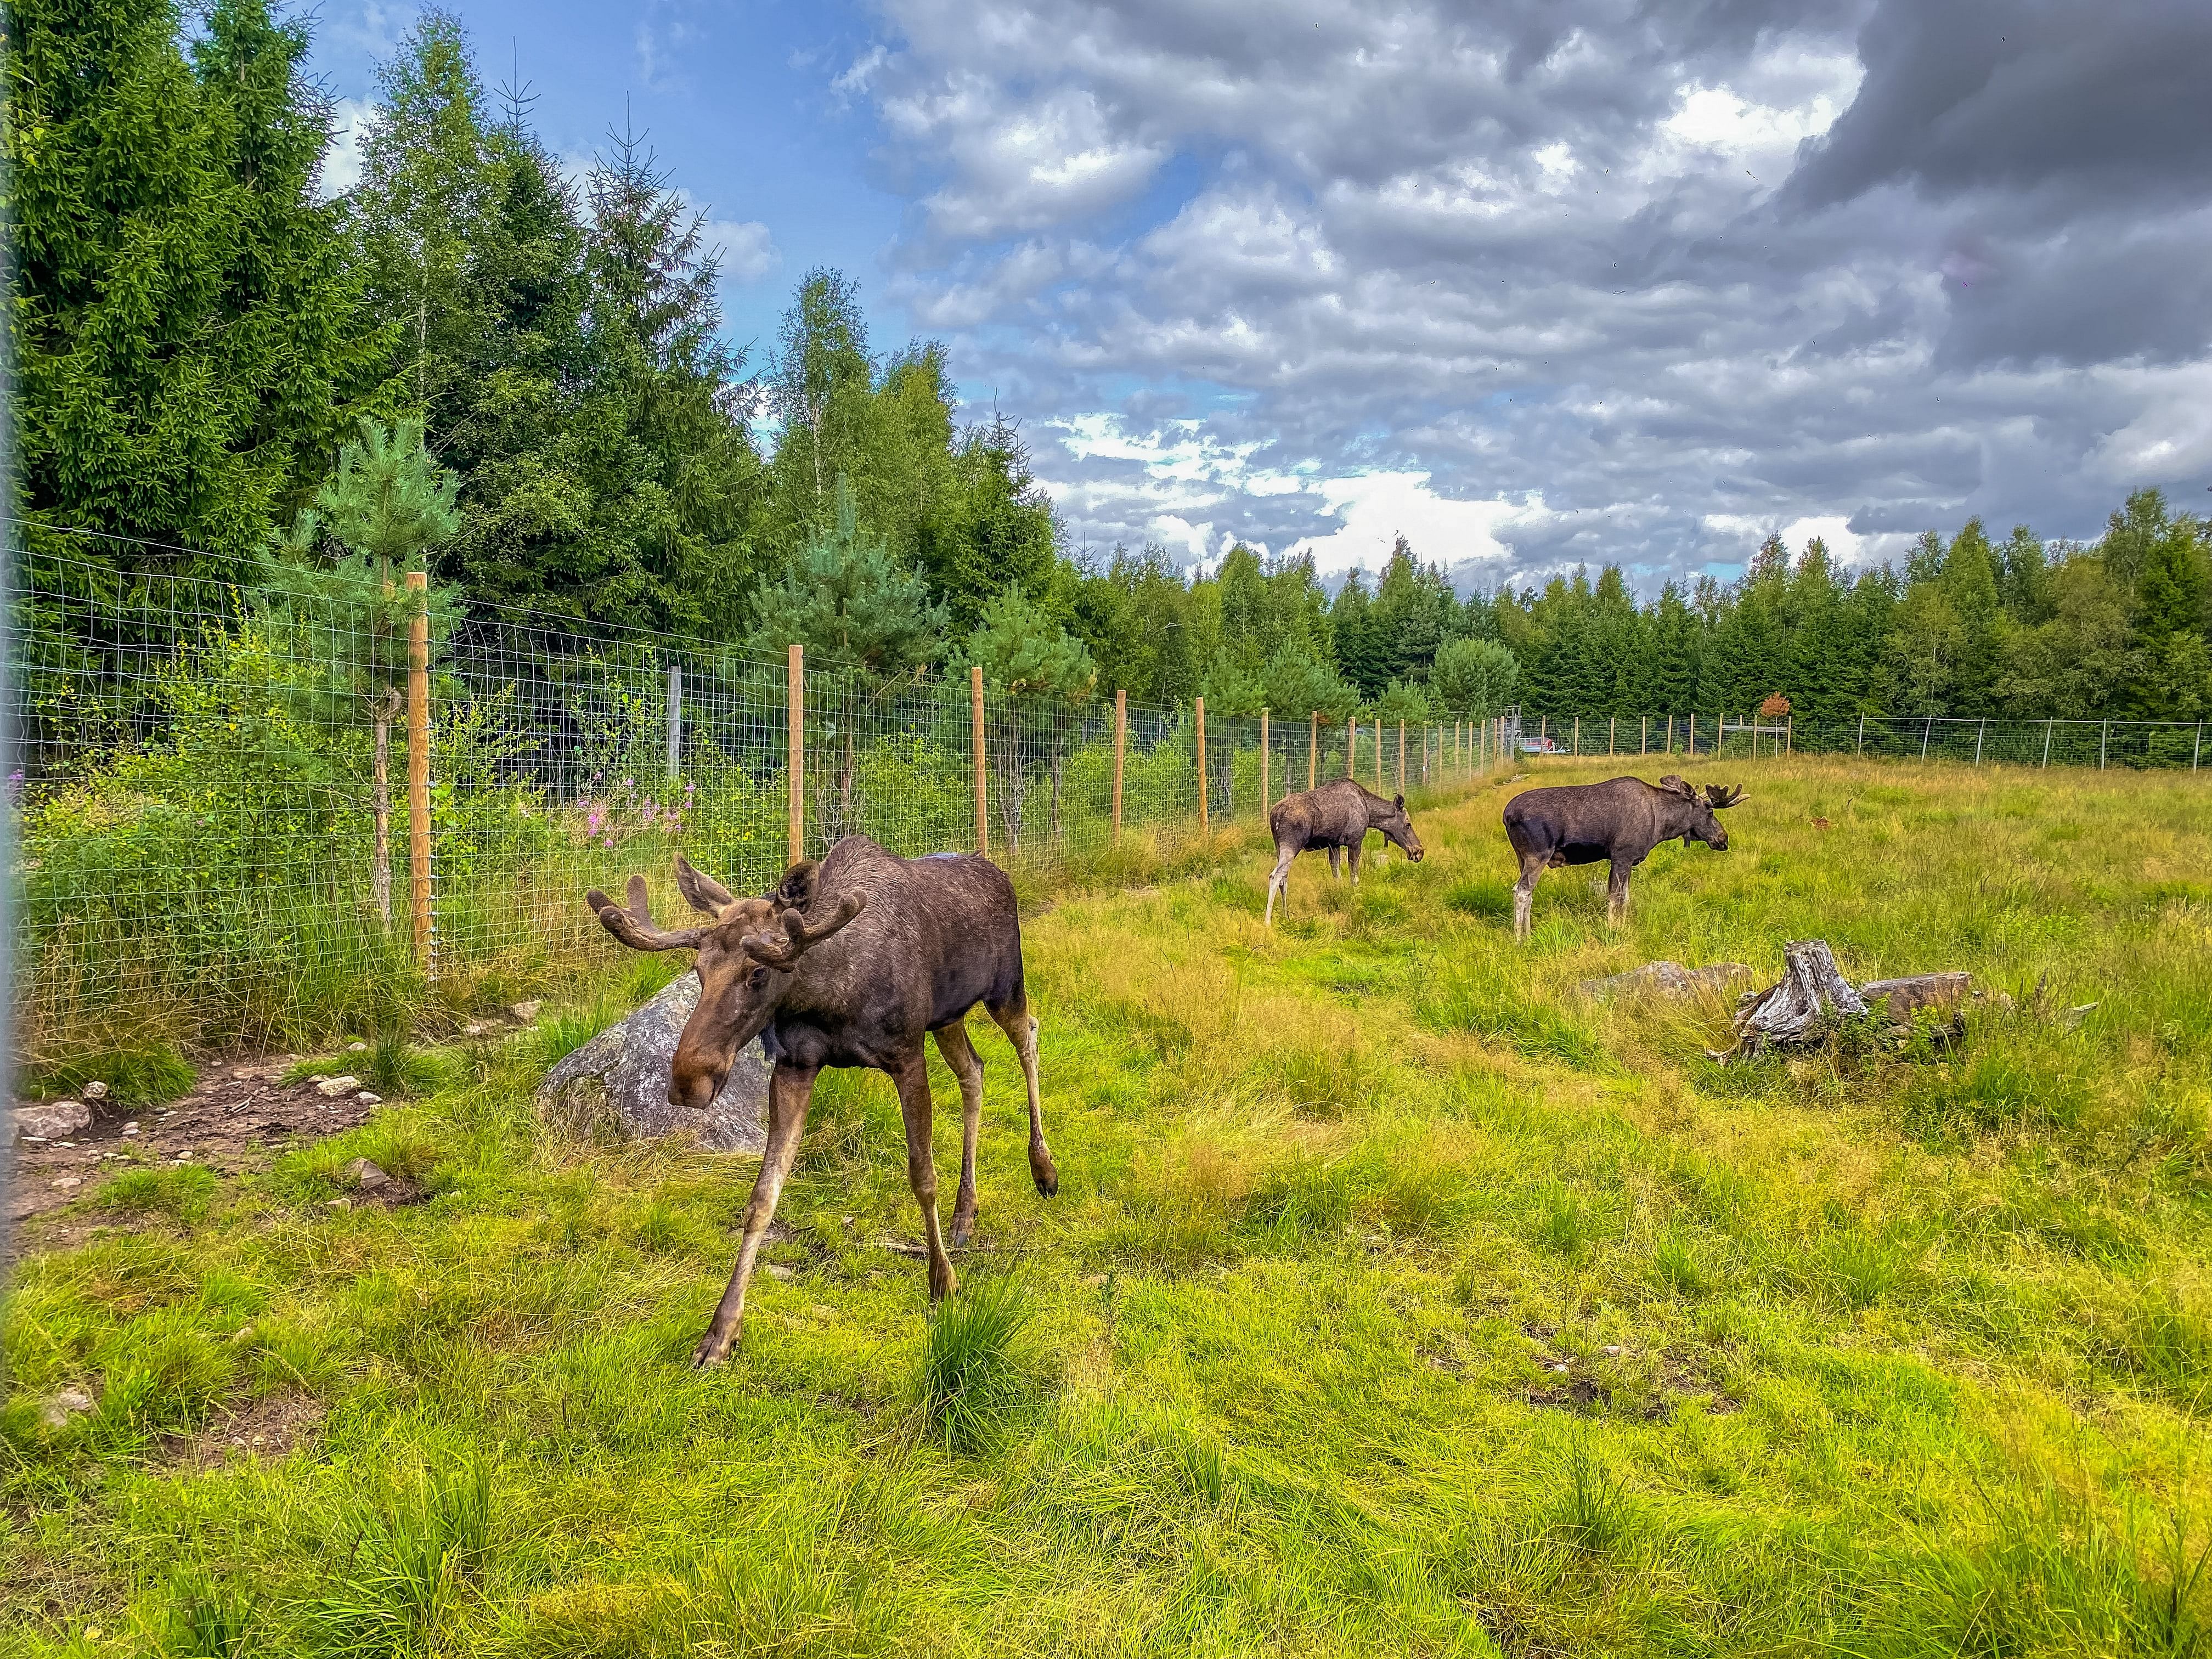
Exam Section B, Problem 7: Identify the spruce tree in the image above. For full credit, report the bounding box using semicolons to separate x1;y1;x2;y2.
10;0;389;576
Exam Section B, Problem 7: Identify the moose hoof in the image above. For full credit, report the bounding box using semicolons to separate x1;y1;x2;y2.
929;1258;958;1302
1032;1156;1060;1198
690;1331;733;1369
949;1211;977;1249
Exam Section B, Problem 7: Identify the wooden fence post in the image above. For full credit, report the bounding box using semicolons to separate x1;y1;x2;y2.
1688;713;1695;757
1573;715;1579;756
1195;697;1209;838
404;571;432;968
1260;708;1270;815
788;644;806;866
1373;720;1383;792
1112;689;1126;842
971;664;988;855
1397;721;1406;793
1640;715;1647;755
667;663;682;779
1345;714;1356;777
1308;711;1319;791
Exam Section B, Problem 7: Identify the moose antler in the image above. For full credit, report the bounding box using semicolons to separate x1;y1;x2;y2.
585;874;710;952
740;891;868;967
1656;774;1697;800
1705;783;1747;809
673;852;736;916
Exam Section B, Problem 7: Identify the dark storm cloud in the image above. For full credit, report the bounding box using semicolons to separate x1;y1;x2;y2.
1784;0;2212;210
849;0;2212;587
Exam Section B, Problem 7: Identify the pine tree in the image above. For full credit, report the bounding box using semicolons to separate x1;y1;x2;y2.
1430;637;1519;718
276;417;460;926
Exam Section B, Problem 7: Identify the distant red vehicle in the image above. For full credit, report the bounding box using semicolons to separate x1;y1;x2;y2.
1519;735;1561;754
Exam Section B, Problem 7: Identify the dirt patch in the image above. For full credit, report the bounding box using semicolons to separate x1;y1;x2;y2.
8;1057;380;1244
162;1390;326;1472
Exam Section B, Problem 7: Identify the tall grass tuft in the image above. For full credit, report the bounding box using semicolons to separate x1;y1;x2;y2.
298;1456;493;1656
919;1276;1035;1456
162;1565;258;1658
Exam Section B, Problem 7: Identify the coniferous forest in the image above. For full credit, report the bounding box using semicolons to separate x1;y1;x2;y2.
10;0;2210;725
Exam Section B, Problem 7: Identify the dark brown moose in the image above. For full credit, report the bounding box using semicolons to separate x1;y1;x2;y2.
586;836;1058;1366
1264;778;1424;926
1502;774;1745;941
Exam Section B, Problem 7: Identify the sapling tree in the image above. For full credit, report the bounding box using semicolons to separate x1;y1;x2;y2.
260;418;460;924
749;476;945;838
1431;636;1521;720
958;588;1097;847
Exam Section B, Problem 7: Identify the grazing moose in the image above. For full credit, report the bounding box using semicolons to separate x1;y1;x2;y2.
586;838;1058;1366
1264;778;1425;926
1502;775;1745;941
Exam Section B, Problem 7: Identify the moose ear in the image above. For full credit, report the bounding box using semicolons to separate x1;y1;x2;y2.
674;853;735;916
771;859;821;911
1656;774;1697;800
1393;793;1405;810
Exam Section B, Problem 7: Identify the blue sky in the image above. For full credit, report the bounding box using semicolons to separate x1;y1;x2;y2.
308;1;2212;593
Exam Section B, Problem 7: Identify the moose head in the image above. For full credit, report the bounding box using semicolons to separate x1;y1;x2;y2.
1656;776;1747;850
586;854;866;1110
1373;792;1425;861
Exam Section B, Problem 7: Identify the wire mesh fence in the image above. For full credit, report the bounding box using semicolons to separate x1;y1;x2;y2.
5;537;1510;1059
1515;709;2210;770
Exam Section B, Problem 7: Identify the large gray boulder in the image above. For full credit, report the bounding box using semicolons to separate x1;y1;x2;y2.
1575;961;1751;1003
538;973;768;1153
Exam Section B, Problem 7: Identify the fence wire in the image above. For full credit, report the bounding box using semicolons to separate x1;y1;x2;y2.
1514;709;2210;771
7;540;1505;1057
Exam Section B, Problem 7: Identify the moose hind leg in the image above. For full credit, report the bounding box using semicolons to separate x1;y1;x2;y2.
1606;860;1632;928
1347;839;1363;885
1328;846;1342;880
891;1052;957;1303
933;1022;986;1248
1264;845;1295;926
990;997;1058;1197
693;1062;817;1367
1513;853;1545;943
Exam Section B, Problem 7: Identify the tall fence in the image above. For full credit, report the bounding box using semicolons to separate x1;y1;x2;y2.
5;544;1515;1058
1514;709;2209;771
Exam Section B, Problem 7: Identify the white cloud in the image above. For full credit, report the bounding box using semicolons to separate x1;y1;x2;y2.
1288;472;1547;577
702;218;779;283
318;98;376;200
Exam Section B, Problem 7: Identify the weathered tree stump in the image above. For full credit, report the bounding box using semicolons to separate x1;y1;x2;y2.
1729;940;1867;1054
538;973;768;1153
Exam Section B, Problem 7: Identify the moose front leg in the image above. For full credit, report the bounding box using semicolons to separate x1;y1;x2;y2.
932;1022;986;1248
1346;839;1363;885
892;1051;957;1303
693;1061;817;1367
1606;859;1633;928
1327;846;1342;880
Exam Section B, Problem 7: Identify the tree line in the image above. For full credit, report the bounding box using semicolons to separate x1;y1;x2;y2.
10;0;2208;726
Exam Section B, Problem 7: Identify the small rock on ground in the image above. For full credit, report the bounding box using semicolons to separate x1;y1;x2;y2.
341;1158;391;1191
41;1385;94;1429
314;1075;361;1097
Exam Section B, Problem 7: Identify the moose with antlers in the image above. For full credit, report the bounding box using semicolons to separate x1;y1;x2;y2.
586;837;1058;1366
1502;774;1746;941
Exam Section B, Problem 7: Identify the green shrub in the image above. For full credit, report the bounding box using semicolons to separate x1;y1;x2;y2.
32;1042;195;1107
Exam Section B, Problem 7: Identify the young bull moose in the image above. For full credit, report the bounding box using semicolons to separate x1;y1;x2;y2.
586;837;1058;1366
1264;778;1424;926
1502;775;1745;941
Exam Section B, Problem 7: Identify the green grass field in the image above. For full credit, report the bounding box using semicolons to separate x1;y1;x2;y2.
5;755;2211;1657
